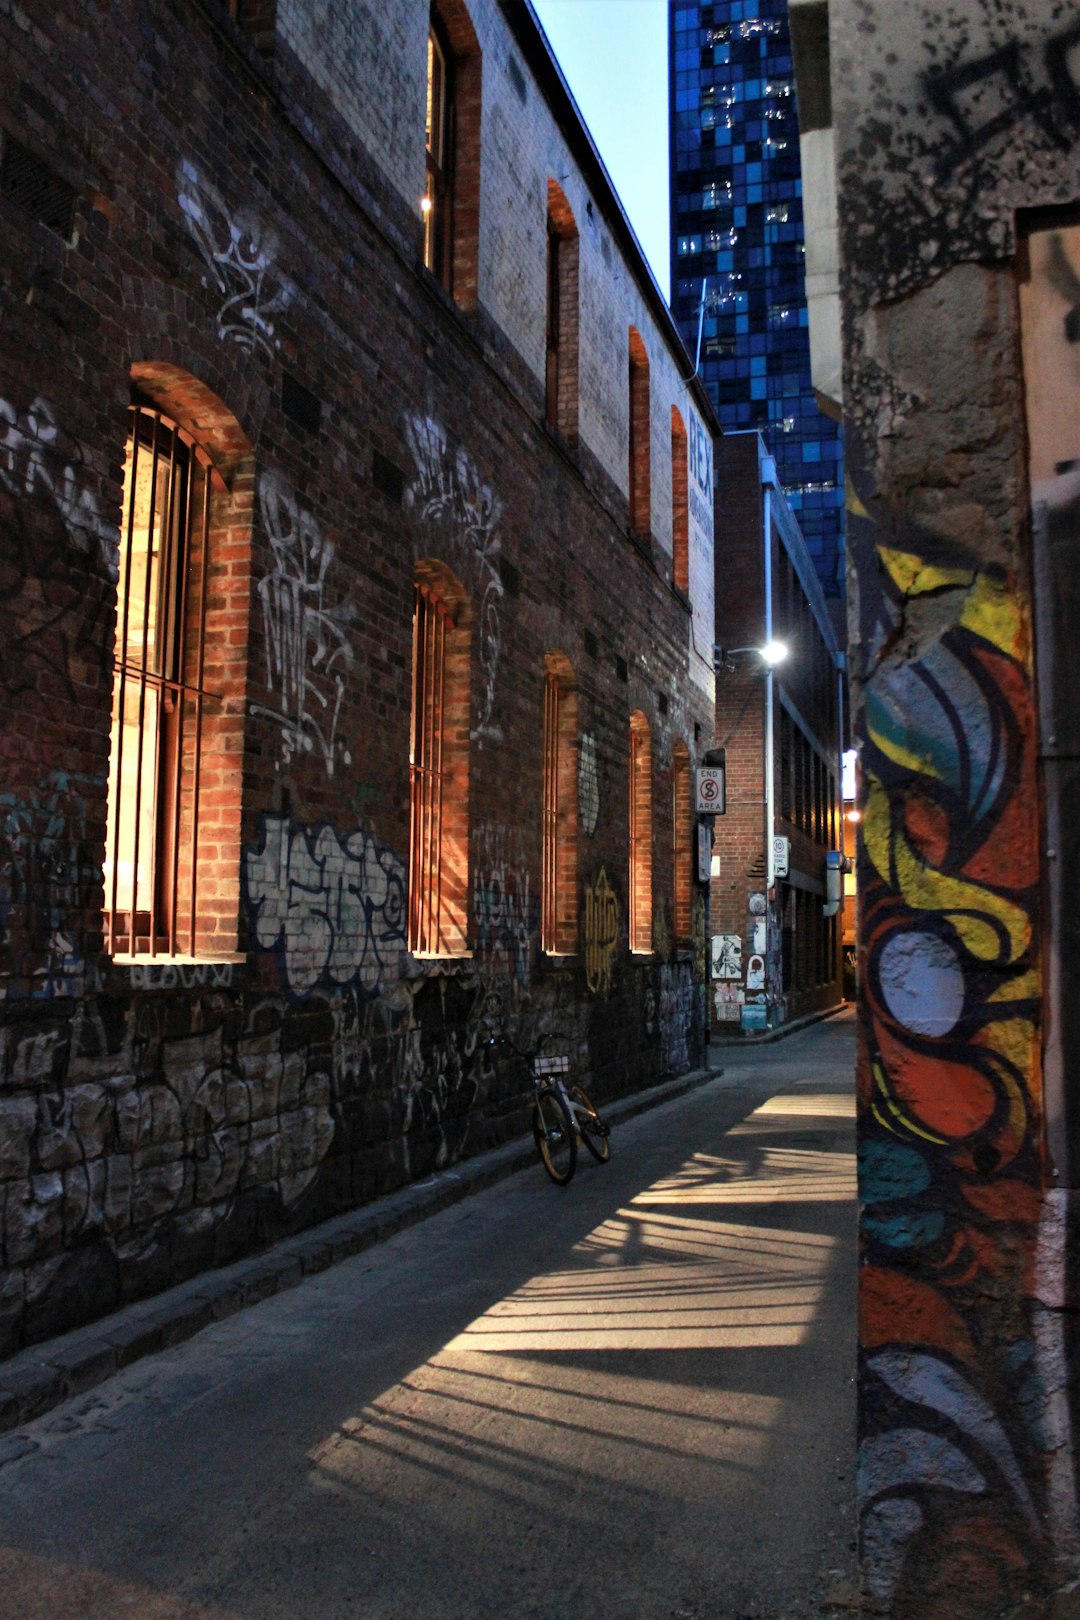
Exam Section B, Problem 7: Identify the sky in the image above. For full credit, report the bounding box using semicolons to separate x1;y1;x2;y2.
529;0;671;300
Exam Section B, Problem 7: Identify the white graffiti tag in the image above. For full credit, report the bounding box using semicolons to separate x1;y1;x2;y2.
403;412;504;745
251;472;355;776
176;159;291;356
245;815;407;997
0;395;116;576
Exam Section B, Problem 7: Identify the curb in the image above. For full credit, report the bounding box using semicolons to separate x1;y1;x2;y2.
0;1062;723;1442
708;999;850;1051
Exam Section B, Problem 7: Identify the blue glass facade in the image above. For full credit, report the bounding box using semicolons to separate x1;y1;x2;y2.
669;0;845;597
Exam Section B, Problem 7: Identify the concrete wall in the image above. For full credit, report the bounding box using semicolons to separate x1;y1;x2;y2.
811;2;1080;1611
0;0;714;1353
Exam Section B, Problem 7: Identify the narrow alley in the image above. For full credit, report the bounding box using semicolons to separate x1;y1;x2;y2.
0;1014;856;1620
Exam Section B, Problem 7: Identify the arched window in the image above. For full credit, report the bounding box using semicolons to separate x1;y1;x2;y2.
542;652;579;954
545;180;579;441
673;739;693;948
670;405;689;594
105;371;251;959
628;327;651;537
423;0;481;307
629;710;653;953
410;560;471;955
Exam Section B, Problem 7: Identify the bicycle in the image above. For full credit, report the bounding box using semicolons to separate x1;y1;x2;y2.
531;1051;611;1185
486;1029;611;1185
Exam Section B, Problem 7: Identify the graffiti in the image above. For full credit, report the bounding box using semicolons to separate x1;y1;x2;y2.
926;20;1080;174
693;892;708;985
857;540;1044;1610
584;868;618;994
711;934;741;980
579;730;600;836
176;159;291;355
403;412;504;744
658;962;694;1074
472;823;534;998
250;471;356;776
0;394;115;575
128;961;235;991
0;770;100;998
244;814;406;998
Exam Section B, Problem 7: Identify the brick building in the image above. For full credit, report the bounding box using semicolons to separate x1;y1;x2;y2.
709;429;843;1035
0;0;718;1352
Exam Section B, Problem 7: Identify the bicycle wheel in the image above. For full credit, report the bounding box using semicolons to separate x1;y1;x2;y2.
570;1084;611;1163
533;1087;577;1185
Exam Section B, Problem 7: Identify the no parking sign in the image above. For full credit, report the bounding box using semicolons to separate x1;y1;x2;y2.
695;766;726;815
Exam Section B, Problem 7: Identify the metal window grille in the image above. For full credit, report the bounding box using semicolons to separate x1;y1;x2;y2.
0;130;76;240
541;671;562;950
105;406;213;957
673;750;693;946
629;722;652;952
409;581;452;954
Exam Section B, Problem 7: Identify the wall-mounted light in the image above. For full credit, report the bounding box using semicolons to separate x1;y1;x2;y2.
420;196;433;215
714;639;790;672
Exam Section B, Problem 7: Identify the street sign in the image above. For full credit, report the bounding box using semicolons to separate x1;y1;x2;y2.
696;766;726;815
772;835;789;877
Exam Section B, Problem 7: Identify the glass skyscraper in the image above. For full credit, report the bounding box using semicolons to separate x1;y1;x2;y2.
669;0;845;599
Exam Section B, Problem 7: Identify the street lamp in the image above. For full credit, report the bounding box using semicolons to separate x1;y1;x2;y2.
713;639;790;672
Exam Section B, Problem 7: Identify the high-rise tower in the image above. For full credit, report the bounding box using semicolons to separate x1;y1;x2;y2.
669;0;845;600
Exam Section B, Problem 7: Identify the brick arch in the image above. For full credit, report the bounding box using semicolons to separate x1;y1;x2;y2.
130;359;255;483
670;405;689;594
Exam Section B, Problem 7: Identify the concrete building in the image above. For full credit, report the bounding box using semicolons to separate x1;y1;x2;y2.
668;0;845;607
709;430;843;1036
791;2;1080;1613
0;0;718;1353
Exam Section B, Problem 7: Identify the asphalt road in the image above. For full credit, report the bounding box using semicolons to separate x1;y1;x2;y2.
0;1011;858;1620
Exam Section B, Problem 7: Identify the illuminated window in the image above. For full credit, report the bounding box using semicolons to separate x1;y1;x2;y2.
409;561;471;955
105;382;250;962
628;327;651;537
423;22;451;284
422;3;481;306
670;405;689;594
545;179;579;440
672;739;693;948
542;653;579;954
629;710;653;953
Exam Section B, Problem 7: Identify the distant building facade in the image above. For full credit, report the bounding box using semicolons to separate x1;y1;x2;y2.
669;0;845;606
709;432;843;1035
0;0;718;1353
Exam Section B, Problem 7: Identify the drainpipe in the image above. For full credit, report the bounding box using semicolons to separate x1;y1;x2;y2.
762;455;777;890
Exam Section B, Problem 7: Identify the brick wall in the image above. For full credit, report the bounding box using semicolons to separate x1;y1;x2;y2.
0;0;714;1352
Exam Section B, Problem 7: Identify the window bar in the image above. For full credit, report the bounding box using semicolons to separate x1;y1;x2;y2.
630;728;639;949
185;453;213;958
129;411;163;957
542;674;558;946
108;407;142;953
420;586;435;954
146;416;179;959
432;591;447;952
409;588;424;951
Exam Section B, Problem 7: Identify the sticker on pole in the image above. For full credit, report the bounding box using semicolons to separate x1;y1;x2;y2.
696;766;726;815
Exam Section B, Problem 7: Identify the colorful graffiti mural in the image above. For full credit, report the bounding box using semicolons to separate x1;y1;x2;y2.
857;539;1045;1612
